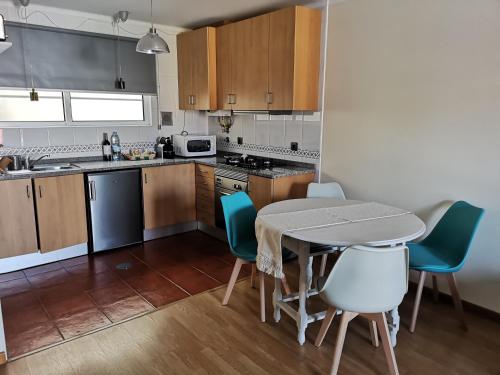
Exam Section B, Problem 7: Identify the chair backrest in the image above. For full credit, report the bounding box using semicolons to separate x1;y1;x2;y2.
421;200;484;270
220;192;257;257
318;245;408;313
307;182;346;200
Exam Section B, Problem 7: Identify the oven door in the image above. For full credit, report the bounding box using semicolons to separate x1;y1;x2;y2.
215;188;233;230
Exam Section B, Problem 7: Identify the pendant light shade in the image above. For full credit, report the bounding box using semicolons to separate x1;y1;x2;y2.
137;0;169;55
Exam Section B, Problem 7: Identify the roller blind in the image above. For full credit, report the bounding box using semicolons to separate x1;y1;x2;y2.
0;22;157;94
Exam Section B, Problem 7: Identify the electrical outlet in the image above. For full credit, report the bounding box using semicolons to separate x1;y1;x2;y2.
291;142;298;151
237;137;243;145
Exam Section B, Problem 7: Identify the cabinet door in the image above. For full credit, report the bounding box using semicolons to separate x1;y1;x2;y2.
248;175;274;212
272;173;315;202
216;23;234;110
143;164;196;229
268;7;295;110
0;179;38;259
177;31;194;110
34;174;87;253
231;14;270;110
191;27;217;110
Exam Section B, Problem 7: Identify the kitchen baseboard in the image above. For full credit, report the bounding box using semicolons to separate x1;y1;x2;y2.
198;222;227;242
143;222;198;242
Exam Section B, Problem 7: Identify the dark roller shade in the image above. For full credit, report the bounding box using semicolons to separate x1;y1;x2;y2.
0;22;157;94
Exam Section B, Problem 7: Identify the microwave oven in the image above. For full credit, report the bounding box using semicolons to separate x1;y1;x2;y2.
172;134;216;157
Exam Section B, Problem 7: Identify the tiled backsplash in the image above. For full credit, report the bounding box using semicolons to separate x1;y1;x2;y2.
208;112;322;164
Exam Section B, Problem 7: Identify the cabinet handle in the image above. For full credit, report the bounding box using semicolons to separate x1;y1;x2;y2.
144;173;148;184
88;180;97;201
266;92;273;104
232;94;237;104
226;94;232;105
26;185;31;199
38;185;42;198
192;95;196;105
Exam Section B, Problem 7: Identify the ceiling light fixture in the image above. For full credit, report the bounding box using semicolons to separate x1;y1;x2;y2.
136;0;169;55
113;11;129;90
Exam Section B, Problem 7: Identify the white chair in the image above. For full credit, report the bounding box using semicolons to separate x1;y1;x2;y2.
314;245;409;375
306;182;346;277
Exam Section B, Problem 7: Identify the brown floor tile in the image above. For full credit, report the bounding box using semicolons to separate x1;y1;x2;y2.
140;284;189;308
58;255;89;269
101;295;153;323
41;291;96;320
0;278;32;298
71;271;121;291
3;302;50;336
27;268;72;289
23;262;63;277
0;291;40;317
193;258;251;284
55;308;111;339
159;265;222;295
0;271;26;283
88;281;138;306
112;261;151;280
6;321;63;358
64;260;109;276
126;271;174;293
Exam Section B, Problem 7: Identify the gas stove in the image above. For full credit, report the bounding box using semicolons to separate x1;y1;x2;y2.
223;155;274;170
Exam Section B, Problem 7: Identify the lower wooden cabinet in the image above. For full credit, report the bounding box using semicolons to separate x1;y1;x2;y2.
248;173;315;211
0;179;38;259
195;164;215;226
34;174;88;253
143;164;196;229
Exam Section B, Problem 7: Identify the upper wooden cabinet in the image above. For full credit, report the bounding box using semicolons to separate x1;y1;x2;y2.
34;174;88;253
177;27;217;110
216;6;322;111
142;164;196;229
0;179;38;259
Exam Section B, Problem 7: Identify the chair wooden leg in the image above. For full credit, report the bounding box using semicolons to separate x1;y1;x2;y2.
432;274;439;303
374;313;399;375
281;275;292;296
319;254;328;277
222;258;244;306
251;264;257;289
260;271;266;322
446;273;467;331
315;307;336;347
369;320;379;348
410;270;426;333
330;311;356;375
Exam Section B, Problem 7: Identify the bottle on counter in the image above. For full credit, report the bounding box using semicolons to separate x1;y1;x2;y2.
101;132;112;162
110;131;121;161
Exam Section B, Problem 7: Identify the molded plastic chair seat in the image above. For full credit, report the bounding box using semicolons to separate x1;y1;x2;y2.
408;243;462;273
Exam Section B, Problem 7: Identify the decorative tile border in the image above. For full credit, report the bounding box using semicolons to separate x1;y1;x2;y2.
0;142;156;156
217;141;320;160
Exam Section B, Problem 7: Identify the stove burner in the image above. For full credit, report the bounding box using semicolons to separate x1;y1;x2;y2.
224;155;273;170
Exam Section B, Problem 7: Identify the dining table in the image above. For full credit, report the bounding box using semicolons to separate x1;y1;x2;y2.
255;198;426;346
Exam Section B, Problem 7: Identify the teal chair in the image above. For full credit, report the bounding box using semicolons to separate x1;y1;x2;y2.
221;192;293;322
409;201;484;332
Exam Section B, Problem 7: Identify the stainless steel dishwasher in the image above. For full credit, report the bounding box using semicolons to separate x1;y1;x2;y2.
86;169;143;253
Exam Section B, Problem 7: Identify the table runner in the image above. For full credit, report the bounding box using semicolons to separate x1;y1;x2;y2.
255;202;410;278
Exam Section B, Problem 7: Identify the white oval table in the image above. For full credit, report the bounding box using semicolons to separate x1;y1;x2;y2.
257;198;426;346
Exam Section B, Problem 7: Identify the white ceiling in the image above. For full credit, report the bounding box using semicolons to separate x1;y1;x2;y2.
27;0;322;28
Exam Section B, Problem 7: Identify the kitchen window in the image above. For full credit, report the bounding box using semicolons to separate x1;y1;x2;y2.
0;89;156;128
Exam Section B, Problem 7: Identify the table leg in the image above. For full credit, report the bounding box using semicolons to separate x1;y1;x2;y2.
386;308;400;347
297;242;311;345
273;276;282;322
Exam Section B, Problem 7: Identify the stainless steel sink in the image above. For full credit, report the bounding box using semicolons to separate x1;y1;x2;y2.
30;163;80;172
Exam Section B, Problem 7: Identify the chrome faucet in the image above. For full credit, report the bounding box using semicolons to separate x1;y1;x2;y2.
25;154;50;170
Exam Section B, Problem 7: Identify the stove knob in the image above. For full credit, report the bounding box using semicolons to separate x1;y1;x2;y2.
234;184;242;190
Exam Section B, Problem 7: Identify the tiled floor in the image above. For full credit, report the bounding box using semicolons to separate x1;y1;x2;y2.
0;231;249;358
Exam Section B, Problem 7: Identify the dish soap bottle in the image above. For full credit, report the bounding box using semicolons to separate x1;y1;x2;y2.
101;132;112;162
110;131;121;161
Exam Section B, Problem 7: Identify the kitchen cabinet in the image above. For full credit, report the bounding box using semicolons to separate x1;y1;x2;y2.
143;164;196;229
248;173;315;211
195;164;215;226
177;27;217;110
34;174;87;253
0;179;38;259
216;6;321;111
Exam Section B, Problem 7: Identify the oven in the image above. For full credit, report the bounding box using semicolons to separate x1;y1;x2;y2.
214;169;248;230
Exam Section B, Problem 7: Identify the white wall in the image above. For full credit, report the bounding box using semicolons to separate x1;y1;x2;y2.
321;0;500;312
0;1;208;155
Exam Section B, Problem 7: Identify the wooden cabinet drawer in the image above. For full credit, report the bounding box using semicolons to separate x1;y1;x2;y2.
197;209;215;226
196;174;214;191
195;164;214;178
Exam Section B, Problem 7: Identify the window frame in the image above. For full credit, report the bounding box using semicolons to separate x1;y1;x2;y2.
0;88;156;128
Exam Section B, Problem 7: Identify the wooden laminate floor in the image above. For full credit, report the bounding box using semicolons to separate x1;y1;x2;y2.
1;262;499;375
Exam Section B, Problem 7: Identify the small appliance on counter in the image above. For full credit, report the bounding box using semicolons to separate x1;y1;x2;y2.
172;134;216;157
157;137;175;159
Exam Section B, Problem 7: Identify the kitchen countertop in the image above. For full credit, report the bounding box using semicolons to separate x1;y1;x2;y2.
0;156;316;181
